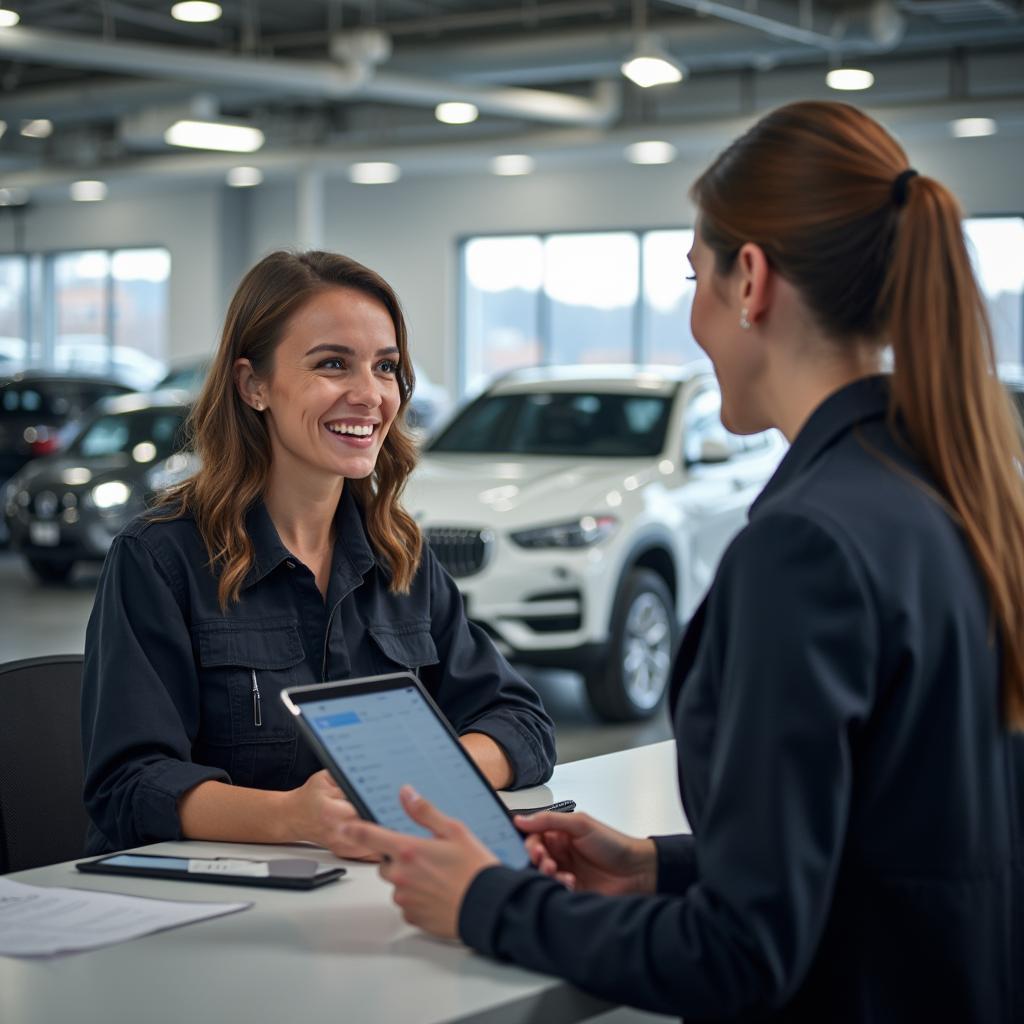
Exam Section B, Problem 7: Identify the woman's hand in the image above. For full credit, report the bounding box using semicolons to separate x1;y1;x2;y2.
515;810;658;896
286;770;380;861
342;786;499;939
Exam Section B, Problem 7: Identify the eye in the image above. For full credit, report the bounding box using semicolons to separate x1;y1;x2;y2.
316;357;345;370
376;358;400;374
685;273;697;282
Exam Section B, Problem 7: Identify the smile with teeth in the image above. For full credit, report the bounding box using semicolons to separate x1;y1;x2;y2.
326;421;377;437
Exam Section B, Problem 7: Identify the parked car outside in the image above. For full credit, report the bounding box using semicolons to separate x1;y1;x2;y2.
404;364;786;721
3;389;194;583
158;357;452;437
0;371;135;545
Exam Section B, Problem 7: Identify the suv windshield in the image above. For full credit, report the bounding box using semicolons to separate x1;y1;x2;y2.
69;407;189;461
429;390;672;457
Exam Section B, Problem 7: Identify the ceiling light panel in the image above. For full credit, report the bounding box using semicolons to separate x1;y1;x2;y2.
435;102;479;125
950;117;998;138
625;140;677;165
826;68;875;91
349;162;401;185
621;51;684;88
491;154;535;176
226;166;263;187
70;180;108;202
171;1;222;23
164;119;265;153
0;8;19;27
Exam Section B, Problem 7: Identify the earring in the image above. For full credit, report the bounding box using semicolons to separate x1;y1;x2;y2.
254;401;263;411
739;308;751;330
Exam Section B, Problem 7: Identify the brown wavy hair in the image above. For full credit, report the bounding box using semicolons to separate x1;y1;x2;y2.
692;100;1024;730
155;250;422;609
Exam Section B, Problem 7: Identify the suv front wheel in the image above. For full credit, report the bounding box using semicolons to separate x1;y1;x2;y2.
585;568;676;722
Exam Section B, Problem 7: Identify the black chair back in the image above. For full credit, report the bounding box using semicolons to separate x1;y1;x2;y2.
0;654;88;874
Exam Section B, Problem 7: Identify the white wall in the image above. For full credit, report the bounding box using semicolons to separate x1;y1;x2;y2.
248;132;1024;391
2;131;1021;393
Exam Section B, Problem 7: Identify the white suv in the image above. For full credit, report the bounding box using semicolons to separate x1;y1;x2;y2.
404;364;785;720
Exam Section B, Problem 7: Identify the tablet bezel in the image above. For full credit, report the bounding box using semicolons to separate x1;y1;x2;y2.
280;672;525;860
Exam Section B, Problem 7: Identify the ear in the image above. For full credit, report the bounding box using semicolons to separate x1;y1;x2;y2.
735;242;773;327
233;357;266;411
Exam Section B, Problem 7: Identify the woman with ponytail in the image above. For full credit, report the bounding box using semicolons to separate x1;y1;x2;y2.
345;103;1023;1022
81;250;555;858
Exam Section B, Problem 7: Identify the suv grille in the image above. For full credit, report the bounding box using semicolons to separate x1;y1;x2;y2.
425;527;493;579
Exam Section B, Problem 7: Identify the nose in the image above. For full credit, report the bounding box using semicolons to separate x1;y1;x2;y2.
345;365;383;409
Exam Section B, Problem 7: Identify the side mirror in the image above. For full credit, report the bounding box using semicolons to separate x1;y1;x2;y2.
696;437;732;464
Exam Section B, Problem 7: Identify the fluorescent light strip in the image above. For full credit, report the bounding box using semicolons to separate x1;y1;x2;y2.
164;119;265;153
435;102;479;125
950;117;997;138
0;8;20;28
491;154;535;176
826;68;875;91
226;166;263;187
625;140;677;165
70;180;107;202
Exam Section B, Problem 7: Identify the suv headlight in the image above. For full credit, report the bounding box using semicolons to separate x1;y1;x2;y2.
509;515;619;549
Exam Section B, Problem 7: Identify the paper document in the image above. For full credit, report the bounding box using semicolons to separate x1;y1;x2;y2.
0;877;249;957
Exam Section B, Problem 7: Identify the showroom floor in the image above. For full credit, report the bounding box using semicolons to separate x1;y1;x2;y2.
0;552;671;765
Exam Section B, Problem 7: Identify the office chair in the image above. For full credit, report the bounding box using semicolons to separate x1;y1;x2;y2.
0;654;88;874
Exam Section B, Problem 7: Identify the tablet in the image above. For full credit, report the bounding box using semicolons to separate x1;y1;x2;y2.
77;853;346;890
281;673;530;869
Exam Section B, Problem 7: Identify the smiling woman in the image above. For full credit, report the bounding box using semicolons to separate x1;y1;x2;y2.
80;250;557;861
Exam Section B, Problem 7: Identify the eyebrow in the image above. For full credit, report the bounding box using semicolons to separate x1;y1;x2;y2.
304;343;401;357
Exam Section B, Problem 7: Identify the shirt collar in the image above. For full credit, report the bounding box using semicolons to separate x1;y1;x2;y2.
750;374;890;517
243;485;378;590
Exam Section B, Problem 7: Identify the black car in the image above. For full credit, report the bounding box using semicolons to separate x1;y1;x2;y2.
0;370;134;483
4;390;193;583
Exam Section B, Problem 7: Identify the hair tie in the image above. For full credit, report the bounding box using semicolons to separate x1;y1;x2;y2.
892;168;918;207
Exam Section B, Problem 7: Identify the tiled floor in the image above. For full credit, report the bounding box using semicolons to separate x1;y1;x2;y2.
0;552;672;764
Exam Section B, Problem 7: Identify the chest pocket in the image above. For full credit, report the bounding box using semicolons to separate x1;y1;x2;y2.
193;620;306;790
368;620;440;676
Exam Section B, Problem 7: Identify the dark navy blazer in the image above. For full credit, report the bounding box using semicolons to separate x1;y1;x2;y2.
82;486;556;854
459;377;1023;1023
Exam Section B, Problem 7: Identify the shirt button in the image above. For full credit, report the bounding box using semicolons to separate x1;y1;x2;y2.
286;560;296;569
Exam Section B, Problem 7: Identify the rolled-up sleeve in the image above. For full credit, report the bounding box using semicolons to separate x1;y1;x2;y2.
421;548;556;788
81;534;229;853
458;511;878;1018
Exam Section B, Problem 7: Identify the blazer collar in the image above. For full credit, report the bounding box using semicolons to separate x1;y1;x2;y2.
750;374;890;518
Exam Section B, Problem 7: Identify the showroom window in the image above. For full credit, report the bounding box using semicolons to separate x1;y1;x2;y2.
0;246;170;389
461;219;1024;395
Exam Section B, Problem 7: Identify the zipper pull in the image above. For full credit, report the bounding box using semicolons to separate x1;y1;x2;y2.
251;669;262;727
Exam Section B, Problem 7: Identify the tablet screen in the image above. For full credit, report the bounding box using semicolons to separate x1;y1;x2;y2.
300;684;529;869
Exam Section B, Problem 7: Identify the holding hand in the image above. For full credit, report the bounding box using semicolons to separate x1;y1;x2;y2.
287;769;380;861
342;786;499;939
515;810;658;896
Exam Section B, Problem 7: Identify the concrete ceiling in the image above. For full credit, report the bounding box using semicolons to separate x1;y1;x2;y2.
0;0;1021;197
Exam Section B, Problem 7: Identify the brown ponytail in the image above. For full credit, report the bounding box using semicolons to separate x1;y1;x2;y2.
693;100;1024;730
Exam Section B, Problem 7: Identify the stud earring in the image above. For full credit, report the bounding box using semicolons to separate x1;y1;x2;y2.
739;308;751;330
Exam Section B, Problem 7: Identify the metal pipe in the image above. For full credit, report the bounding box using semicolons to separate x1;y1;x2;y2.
0;26;620;127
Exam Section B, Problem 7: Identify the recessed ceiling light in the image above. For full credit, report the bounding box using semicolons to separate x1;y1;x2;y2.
950;117;997;138
625;140;677;165
826;68;875;91
226;166;263;187
0;8;20;28
621;47;685;88
491;154;535;176
435;102;479;125
70;180;108;202
164;119;265;153
170;1;222;23
20;119;53;139
0;186;28;206
349;162;401;185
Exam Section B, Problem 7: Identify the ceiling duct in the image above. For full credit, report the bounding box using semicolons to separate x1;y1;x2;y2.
0;26;620;128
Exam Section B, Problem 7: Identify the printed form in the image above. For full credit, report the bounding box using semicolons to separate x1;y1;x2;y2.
0;877;249;957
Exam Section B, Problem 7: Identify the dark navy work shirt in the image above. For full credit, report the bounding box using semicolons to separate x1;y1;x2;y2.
458;377;1023;1023
81;486;556;854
